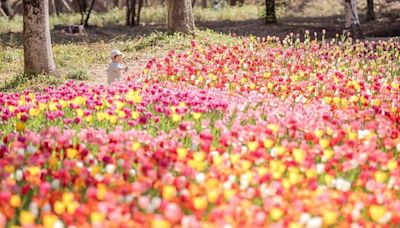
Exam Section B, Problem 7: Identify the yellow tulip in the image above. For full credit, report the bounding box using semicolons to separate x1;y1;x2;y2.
76;109;84;117
176;147;188;160
172;113;182;122
62;192;74;204
151;218;171;228
54;201;65;214
270;207;284;221
263;139;275;149
314;129;324;138
323;149;334;160
322;209;338;225
374;170;388;183
267;124;279;134
193;196;208;210
162;185;176;201
20;211;35;225
43;214;58;228
16;121;25;132
10;195;21;208
192;112;202;120
224;189;236;201
292;148;305;163
387;159;398;171
91;211;105;224
230;153;240;165
96;184;107;200
66;201;79;214
29;107;41;116
371;99;381;107
213;154;223;165
132;141;141;151
319;139;330;149
207;190;219;203
369;205;387;223
66;148;78;159
247;141;258;152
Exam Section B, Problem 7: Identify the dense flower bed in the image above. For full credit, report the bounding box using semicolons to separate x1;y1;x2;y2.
0;36;399;227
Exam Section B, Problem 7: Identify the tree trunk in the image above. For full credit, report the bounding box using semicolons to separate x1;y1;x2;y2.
50;0;58;15
55;0;64;14
126;0;142;26
131;0;136;25
265;0;277;24
60;0;73;12
77;0;86;24
126;0;131;25
137;0;143;25
344;0;363;38
1;0;14;18
84;0;96;27
366;0;375;21
23;0;57;76
167;0;195;34
201;0;207;8
0;7;7;17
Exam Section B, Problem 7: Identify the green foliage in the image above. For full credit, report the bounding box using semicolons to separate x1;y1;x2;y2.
66;69;89;81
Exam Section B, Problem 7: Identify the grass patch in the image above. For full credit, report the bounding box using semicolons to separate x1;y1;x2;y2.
66;69;89;81
0;73;64;92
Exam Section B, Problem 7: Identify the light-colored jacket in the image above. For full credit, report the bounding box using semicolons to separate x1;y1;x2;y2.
107;61;126;84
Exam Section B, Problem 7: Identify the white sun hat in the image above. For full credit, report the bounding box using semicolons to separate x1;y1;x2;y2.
110;49;123;59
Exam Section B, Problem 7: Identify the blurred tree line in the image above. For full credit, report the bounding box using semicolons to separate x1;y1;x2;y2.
0;0;382;27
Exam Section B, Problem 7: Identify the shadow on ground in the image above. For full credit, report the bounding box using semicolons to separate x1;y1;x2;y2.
1;15;399;47
197;14;400;39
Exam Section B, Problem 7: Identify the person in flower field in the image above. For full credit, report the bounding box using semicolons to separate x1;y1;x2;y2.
107;50;128;84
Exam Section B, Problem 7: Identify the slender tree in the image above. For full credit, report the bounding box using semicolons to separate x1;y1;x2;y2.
126;0;143;26
201;0;207;8
49;0;58;15
76;0;96;27
1;0;14;18
23;0;58;76
366;0;375;21
265;0;277;24
344;0;363;38
166;0;195;34
83;0;96;27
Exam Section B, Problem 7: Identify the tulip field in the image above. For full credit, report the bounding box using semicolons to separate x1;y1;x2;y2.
0;35;399;227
